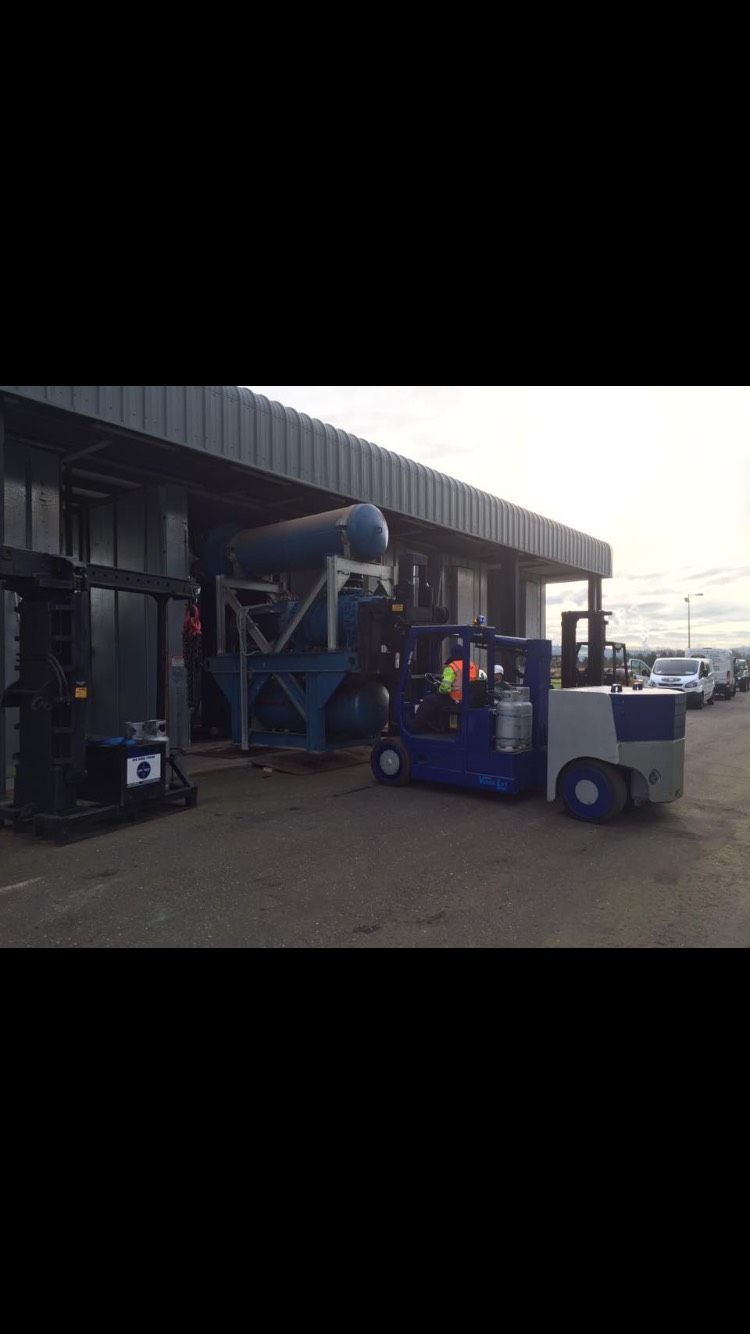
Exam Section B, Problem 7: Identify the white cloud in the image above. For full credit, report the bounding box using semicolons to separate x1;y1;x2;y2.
246;387;750;648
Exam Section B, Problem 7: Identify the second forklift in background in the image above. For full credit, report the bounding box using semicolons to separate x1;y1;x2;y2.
560;609;637;688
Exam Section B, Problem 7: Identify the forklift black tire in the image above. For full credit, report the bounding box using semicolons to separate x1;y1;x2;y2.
371;738;411;786
559;759;627;823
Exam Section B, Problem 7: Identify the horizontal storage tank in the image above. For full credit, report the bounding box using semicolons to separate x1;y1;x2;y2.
201;504;389;577
254;679;389;739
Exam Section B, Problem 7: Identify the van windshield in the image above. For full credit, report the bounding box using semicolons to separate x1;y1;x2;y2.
653;659;700;674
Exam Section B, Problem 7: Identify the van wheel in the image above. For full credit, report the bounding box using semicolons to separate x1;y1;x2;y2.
560;760;628;823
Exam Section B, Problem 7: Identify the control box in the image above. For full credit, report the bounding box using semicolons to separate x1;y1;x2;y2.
79;739;169;810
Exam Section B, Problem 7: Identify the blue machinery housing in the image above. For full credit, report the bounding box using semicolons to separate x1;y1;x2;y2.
204;503;413;752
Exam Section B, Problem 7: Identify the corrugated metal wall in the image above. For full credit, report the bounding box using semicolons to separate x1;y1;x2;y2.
1;435;189;791
0;387;612;577
85;484;189;745
523;580;544;639
1;440;61;790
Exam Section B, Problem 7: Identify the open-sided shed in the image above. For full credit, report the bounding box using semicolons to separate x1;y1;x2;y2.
0;386;611;786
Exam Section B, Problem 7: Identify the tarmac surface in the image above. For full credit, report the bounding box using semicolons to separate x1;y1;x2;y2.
0;692;748;947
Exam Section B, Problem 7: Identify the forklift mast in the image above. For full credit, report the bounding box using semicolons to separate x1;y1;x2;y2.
561;610;629;689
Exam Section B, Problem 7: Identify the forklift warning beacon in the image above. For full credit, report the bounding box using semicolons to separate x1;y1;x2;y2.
371;621;686;823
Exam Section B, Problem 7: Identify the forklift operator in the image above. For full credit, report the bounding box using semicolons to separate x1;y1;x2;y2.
411;653;478;733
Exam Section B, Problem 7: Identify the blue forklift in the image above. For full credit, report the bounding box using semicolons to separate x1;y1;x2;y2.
370;622;686;823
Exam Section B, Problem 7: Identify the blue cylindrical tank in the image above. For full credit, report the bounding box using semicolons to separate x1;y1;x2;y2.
254;679;388;740
326;681;389;738
253;682;305;733
201;504;389;576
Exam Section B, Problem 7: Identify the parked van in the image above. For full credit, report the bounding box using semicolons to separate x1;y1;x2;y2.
649;656;715;708
735;658;749;693
689;647;736;700
628;656;652;684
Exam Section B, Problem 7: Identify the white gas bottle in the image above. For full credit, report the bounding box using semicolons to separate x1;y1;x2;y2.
495;687;533;751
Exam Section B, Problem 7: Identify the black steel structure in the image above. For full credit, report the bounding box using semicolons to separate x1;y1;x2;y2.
0;545;197;841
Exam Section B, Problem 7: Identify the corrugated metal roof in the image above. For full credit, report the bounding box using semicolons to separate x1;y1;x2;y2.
0;386;612;576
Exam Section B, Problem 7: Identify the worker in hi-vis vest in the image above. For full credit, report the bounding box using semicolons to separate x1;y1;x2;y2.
411;653;479;732
440;655;479;702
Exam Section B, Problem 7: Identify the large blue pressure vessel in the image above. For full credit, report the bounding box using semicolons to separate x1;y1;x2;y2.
201;504;389;576
327;680;389;739
254;680;389;740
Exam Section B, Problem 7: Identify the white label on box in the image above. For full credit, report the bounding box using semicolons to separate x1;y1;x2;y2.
126;752;162;787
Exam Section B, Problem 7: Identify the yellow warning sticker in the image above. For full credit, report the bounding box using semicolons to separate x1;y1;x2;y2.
391;603;404;612
74;686;88;699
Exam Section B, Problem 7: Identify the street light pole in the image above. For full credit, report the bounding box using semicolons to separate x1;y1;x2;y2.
684;592;703;650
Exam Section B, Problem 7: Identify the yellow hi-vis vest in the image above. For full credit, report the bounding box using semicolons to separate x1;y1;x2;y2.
439;659;478;702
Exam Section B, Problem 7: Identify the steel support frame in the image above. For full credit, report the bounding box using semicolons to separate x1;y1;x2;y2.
212;558;395;751
325;556;394;650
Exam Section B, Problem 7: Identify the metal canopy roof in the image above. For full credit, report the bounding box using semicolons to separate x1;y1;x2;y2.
0;386;611;577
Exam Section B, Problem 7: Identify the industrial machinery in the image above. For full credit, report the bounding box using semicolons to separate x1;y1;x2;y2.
0;545;198;842
371;623;686;822
561;610;630;688
202;504;448;752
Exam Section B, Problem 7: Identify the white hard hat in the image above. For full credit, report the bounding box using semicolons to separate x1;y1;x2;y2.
494;664;504;676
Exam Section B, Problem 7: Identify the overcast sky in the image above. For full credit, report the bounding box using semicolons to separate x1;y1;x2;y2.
247;387;750;650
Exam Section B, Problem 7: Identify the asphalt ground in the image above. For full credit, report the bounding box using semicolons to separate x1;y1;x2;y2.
0;692;748;947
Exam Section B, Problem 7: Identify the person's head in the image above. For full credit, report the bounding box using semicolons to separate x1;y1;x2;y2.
494;664;504;679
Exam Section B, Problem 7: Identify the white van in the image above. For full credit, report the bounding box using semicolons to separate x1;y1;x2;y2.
649;656;715;708
628;656;652;684
689;647;736;700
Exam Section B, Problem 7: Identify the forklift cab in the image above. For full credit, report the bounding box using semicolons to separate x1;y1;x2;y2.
376;623;549;792
401;627;493;736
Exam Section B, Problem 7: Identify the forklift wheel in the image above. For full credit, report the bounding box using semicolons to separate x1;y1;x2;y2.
560;759;627;823
371;738;411;787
